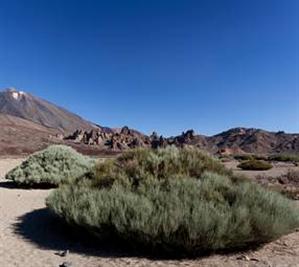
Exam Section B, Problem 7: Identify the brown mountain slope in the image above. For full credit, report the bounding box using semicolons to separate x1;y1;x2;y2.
0;114;116;156
0;89;298;156
207;128;299;154
0;113;62;155
0;88;98;133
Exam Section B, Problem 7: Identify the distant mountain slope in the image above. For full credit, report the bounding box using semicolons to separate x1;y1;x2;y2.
206;127;299;154
0;88;298;156
0;113;120;156
0;113;61;155
0;88;97;133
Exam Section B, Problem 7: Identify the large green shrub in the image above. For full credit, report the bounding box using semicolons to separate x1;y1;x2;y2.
46;147;299;256
92;146;232;187
47;173;299;255
6;145;94;186
237;160;273;171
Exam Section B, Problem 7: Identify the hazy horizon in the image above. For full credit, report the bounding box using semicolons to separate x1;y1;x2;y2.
0;0;298;136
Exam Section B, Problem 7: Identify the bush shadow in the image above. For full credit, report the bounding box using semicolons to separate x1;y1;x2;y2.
0;180;56;190
13;208;147;259
13;208;265;261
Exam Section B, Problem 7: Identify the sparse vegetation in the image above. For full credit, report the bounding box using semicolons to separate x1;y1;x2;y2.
269;154;299;163
237;160;273;171
234;154;254;161
5;145;94;186
256;170;299;200
46;147;299;256
234;154;268;162
285;169;299;183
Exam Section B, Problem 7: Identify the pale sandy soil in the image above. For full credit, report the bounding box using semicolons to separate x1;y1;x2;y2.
223;161;299;179
0;158;299;267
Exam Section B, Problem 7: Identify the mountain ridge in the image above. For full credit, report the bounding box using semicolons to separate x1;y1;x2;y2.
0;88;100;133
0;88;298;155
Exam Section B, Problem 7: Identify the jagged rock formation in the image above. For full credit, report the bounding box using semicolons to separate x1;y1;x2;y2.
65;127;299;155
65;126;151;150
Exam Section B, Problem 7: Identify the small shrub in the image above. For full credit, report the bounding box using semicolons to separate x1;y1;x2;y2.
234;154;254;161
256;170;299;200
237;160;272;171
46;147;299;256
6;145;94;186
234;154;268;162
269;154;299;163
285;169;299;184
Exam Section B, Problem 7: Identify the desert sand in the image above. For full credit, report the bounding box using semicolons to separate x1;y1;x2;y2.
0;158;299;267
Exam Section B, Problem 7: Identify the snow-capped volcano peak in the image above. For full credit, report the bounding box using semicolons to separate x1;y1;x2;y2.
6;88;26;100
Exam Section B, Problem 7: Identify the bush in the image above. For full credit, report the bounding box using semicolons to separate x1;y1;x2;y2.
6;145;94;186
237;160;272;171
234;154;254;161
285;169;299;184
92;146;232;188
269;154;299;163
234;154;268;162
46;147;299;256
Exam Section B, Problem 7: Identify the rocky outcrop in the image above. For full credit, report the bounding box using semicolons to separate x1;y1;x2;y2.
65;126;299;155
64;126;151;151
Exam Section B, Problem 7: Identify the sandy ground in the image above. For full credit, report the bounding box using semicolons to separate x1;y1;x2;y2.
0;158;299;267
223;161;299;179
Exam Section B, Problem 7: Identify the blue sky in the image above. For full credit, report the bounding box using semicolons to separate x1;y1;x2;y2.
0;0;298;136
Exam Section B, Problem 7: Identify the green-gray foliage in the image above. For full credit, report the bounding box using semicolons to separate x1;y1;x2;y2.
237;160;273;171
234;154;268;162
46;147;299;256
6;145;94;186
93;146;232;187
47;173;299;255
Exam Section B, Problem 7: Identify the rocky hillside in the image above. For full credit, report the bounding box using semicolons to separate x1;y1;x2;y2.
0;88;98;133
207;128;299;155
0;88;298;156
65;127;299;155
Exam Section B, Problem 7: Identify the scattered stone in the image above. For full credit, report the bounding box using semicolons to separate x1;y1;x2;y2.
236;255;250;261
56;250;69;257
59;261;72;267
278;176;288;184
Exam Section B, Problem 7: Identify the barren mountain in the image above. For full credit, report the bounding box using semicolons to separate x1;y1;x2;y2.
0;88;298;156
207;128;299;155
0;113;62;155
0;88;97;133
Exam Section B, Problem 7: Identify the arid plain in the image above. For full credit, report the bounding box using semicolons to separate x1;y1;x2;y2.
1;157;298;267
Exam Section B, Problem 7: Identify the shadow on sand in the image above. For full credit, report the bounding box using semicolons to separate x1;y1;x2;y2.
13;208;144;259
13;208;261;260
0;180;55;190
0;181;20;189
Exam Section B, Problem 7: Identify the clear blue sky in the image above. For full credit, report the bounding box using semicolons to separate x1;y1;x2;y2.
0;0;298;136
